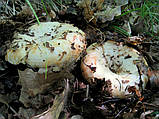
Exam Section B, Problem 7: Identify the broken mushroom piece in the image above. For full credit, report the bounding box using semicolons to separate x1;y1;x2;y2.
81;40;148;98
5;22;86;106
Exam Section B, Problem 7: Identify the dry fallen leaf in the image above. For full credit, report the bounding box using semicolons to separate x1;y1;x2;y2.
147;70;159;89
80;0;96;24
31;79;70;119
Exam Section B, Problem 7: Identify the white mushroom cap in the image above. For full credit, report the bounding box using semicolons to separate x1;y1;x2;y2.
5;22;86;71
81;40;148;98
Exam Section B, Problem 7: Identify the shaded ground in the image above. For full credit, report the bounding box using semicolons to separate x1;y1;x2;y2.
0;1;159;119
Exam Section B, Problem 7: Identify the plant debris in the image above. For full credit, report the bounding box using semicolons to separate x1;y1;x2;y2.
0;0;159;119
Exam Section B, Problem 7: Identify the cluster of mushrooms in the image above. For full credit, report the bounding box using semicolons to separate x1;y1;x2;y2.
5;22;150;106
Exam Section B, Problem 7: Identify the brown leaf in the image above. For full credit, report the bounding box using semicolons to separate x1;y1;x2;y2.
147;70;159;88
78;0;97;24
128;86;143;100
96;0;104;11
126;36;145;45
31;81;69;119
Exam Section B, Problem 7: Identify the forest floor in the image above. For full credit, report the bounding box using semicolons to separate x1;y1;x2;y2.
0;0;159;119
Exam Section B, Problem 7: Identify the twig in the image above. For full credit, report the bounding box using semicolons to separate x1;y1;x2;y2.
115;106;128;118
64;79;70;107
140;110;154;119
86;84;89;98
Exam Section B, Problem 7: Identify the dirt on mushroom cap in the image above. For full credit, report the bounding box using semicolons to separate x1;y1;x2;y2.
81;40;148;98
5;22;86;71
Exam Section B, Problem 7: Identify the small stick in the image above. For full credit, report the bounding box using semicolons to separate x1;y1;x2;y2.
86;84;89;98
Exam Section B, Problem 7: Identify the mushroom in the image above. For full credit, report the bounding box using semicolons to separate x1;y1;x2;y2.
81;40;148;98
5;22;86;106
